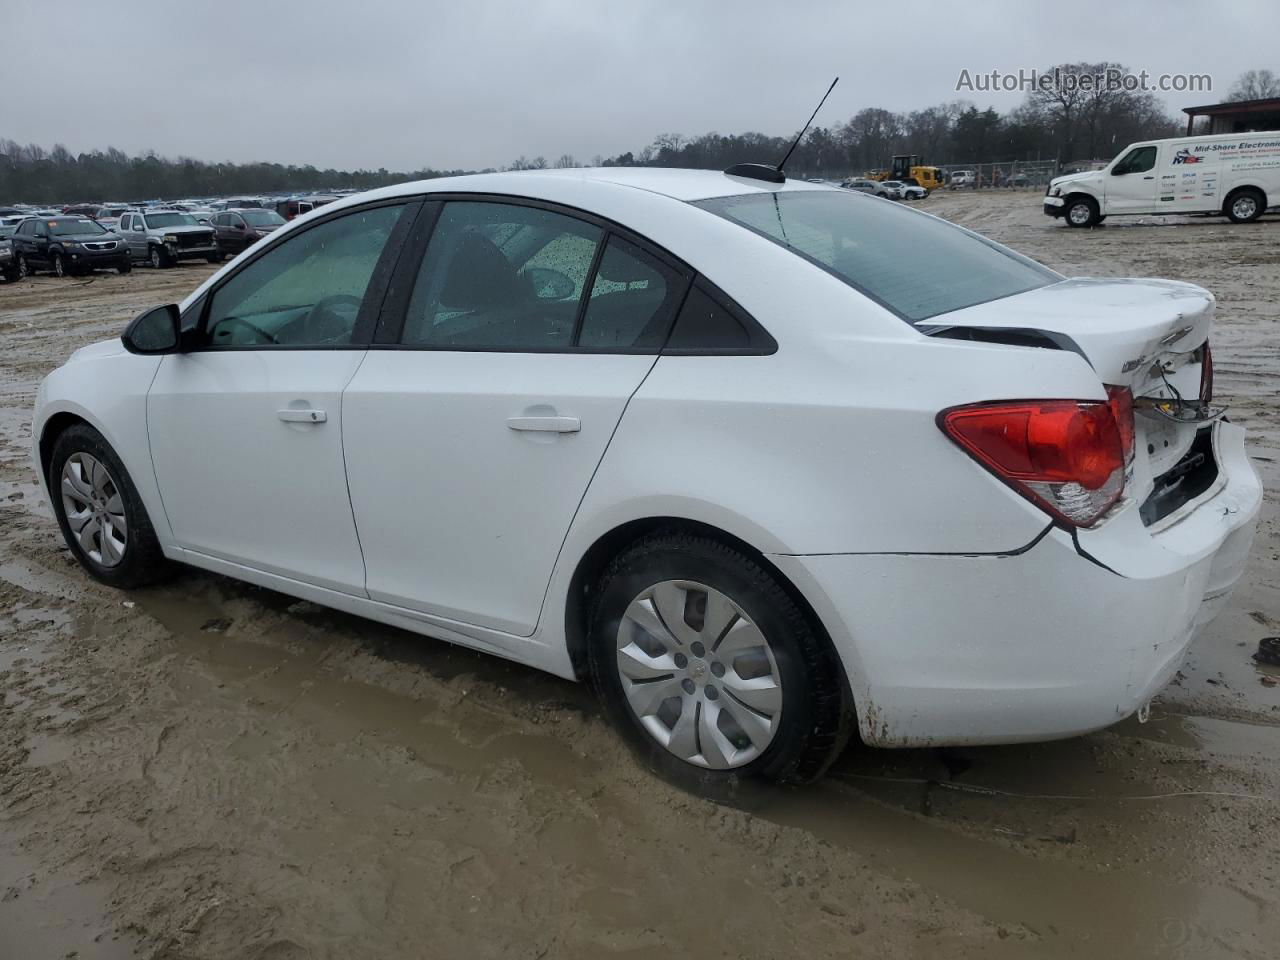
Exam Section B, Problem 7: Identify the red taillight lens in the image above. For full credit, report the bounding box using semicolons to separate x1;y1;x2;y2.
939;400;1127;527
1106;384;1135;469
1200;341;1213;403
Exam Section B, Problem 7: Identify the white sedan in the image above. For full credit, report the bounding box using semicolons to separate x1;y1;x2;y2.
33;168;1261;785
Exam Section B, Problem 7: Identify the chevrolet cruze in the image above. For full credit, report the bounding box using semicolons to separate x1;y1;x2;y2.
32;169;1261;785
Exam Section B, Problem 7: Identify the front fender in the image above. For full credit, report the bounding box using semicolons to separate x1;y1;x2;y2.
34;350;174;546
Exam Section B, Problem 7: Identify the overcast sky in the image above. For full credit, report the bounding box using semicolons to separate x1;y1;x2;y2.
2;0;1273;171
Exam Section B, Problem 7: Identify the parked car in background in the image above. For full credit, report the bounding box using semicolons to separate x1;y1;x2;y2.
213;197;264;211
94;205;130;230
883;180;927;200
841;178;893;198
274;196;338;220
949;170;976;188
62;203;101;217
10;216;130;277
1006;173;1031;188
0;225;18;282
211;208;286;255
118;210;221;268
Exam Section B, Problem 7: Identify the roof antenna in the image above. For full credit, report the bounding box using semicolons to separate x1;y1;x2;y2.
725;77;839;184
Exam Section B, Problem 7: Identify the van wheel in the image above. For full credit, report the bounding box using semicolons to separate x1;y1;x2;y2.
587;531;851;788
1065;196;1100;228
1225;188;1265;224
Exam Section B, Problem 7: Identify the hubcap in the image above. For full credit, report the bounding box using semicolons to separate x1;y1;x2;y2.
1069;203;1092;225
1233;196;1257;219
54;256;64;277
60;452;128;567
17;256;28;278
615;580;783;770
151;249;161;267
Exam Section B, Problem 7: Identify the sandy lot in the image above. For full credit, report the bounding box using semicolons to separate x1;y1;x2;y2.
1;193;1277;959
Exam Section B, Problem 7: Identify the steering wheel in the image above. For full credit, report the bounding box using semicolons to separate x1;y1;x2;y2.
303;294;362;344
215;316;278;345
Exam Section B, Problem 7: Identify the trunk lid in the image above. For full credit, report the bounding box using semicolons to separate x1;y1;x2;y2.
929;277;1217;521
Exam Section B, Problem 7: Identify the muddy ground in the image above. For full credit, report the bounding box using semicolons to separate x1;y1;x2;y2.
0;193;1277;959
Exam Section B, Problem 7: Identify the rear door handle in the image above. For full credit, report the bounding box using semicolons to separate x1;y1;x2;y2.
278;408;327;423
507;415;581;433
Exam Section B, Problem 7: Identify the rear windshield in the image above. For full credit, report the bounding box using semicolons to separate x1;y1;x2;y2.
696;191;1057;323
241;210;285;226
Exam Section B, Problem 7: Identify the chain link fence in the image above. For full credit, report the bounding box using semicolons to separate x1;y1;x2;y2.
936;159;1062;190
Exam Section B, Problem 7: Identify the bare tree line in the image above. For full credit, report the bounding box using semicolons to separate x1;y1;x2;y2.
1;63;1272;203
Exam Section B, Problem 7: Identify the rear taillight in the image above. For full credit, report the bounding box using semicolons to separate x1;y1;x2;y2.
1106;384;1135;469
1200;341;1213;403
938;399;1127;527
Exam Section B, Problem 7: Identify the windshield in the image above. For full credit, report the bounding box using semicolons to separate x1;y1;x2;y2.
144;212;199;228
241;210;286;227
49;219;107;236
696;191;1058;323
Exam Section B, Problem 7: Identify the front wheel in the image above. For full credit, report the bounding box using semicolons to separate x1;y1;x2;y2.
207;252;225;263
588;532;851;787
1065;196;1101;228
150;245;171;269
16;254;30;279
117;259;132;275
1226;188;1265;224
49;424;172;589
52;252;67;277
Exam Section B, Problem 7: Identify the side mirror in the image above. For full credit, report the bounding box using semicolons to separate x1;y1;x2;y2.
122;304;182;354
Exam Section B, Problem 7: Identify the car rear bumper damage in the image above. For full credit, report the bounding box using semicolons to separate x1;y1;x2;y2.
772;420;1261;748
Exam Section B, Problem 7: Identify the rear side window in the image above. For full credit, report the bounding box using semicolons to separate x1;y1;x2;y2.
696;191;1057;323
663;281;775;354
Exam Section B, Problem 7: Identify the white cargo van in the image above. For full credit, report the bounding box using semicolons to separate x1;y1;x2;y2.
1044;131;1279;227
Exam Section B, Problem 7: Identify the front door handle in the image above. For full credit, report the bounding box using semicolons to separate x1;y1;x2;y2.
507;415;580;433
278;408;327;423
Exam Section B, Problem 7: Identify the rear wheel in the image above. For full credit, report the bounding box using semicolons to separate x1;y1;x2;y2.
1225;188;1265;224
150;245;170;269
48;424;171;589
1065;195;1100;228
207;252;224;263
588;532;850;787
16;254;30;278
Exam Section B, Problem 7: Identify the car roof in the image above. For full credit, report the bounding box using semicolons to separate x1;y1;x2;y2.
359;167;838;205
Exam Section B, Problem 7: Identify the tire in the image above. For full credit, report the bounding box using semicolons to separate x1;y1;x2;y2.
1065;195;1100;228
1;266;16;283
48;424;172;589
587;531;851;788
16;254;30;279
1225;187;1265;224
52;252;67;277
117;259;132;275
150;245;170;269
207;252;224;264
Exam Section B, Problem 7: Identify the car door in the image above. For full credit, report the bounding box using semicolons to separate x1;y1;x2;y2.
343;198;690;636
121;215;142;258
1105;144;1160;213
12;220;36;264
147;200;415;593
